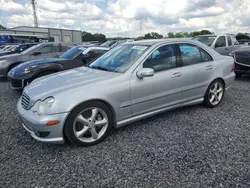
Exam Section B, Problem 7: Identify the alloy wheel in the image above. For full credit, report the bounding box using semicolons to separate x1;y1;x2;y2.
209;82;224;106
73;107;108;143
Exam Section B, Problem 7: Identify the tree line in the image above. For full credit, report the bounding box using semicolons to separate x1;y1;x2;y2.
82;30;213;42
0;24;249;42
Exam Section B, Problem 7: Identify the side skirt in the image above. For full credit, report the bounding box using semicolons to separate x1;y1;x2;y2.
115;98;204;128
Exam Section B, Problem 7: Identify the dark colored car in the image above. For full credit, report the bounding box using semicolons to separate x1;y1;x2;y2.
0;43;37;56
8;46;109;89
230;46;250;77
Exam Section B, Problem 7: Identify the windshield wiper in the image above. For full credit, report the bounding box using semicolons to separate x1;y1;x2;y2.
90;66;109;71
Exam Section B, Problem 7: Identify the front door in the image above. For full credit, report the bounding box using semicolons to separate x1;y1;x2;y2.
29;44;60;61
214;36;228;55
130;44;183;116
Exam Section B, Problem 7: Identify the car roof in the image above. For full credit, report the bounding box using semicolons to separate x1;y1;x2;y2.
18;43;38;45
126;38;198;46
76;45;109;49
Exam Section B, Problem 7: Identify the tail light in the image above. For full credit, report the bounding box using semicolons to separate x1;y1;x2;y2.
231;63;235;72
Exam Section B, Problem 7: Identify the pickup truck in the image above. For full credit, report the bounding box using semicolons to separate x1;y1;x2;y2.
193;34;245;56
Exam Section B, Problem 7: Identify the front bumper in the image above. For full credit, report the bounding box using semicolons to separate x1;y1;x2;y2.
17;98;69;144
8;77;26;90
234;62;250;75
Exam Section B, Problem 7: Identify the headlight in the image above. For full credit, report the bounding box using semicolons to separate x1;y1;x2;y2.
0;59;7;65
32;97;55;115
24;65;37;73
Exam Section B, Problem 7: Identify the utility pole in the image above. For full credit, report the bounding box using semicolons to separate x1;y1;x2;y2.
31;0;38;27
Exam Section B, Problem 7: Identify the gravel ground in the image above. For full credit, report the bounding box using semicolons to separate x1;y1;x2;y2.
1;77;250;188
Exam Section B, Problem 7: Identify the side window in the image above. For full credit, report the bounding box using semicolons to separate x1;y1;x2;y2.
179;44;202;66
215;36;226;48
200;48;213;62
51;44;60;52
227;36;232;46
37;45;52;54
89;50;107;58
143;44;177;72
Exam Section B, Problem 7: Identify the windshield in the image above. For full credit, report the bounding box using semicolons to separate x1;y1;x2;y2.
193;36;216;46
60;46;86;59
21;43;43;54
89;44;149;73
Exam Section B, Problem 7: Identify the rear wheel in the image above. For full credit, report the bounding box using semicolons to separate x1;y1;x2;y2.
64;101;113;147
204;79;225;108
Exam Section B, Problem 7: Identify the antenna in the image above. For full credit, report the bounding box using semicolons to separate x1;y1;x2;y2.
31;0;38;27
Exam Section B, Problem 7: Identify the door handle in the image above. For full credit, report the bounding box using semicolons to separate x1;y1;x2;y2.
206;65;213;70
172;72;182;78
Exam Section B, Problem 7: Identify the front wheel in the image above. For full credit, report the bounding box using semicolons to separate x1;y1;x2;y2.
203;79;225;108
64;101;113;147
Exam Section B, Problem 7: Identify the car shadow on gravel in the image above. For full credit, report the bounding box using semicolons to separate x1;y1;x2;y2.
236;75;250;82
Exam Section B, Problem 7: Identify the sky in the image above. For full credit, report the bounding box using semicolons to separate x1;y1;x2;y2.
0;0;249;37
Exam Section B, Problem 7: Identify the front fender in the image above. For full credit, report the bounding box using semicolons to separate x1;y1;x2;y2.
47;78;131;122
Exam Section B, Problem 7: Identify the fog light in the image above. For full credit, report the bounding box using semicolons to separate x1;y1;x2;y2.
46;120;60;126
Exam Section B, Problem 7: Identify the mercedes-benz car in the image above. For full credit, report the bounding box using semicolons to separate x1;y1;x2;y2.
17;39;235;146
8;46;109;89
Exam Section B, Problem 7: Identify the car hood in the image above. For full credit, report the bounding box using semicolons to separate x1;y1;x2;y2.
14;58;65;70
0;53;20;59
233;46;250;53
24;67;119;99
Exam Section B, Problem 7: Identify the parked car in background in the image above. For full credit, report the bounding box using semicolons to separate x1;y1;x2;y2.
0;43;37;57
193;34;245;56
17;39;235;146
0;45;15;52
82;41;102;46
0;42;73;77
229;46;250;77
110;39;134;48
100;40;117;47
8;46;109;89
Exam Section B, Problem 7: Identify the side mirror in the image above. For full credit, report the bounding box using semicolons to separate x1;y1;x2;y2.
32;51;41;56
136;68;154;79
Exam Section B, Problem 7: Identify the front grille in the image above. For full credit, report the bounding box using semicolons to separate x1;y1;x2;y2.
21;93;30;110
235;51;250;66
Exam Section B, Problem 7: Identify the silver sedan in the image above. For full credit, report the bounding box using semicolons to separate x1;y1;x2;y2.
17;39;235;146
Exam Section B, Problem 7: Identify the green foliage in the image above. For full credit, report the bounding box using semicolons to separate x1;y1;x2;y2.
136;32;163;40
0;24;6;30
168;30;213;38
82;31;107;42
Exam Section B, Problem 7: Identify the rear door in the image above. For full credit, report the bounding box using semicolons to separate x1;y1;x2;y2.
177;43;214;103
226;36;234;54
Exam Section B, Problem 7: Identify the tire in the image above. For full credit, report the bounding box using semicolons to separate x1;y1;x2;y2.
235;73;242;78
64;101;113;147
203;79;225;108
